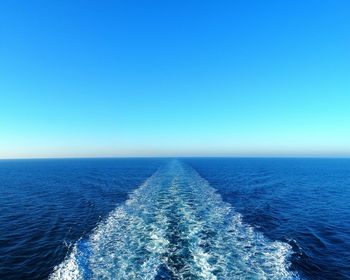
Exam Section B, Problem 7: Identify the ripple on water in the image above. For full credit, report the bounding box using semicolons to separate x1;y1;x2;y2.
50;160;299;280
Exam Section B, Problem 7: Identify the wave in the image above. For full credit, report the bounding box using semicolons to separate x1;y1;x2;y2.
49;160;299;279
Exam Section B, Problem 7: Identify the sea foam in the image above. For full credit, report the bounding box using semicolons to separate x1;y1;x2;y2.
50;160;299;280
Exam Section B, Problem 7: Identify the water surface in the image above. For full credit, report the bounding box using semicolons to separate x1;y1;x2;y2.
0;158;349;279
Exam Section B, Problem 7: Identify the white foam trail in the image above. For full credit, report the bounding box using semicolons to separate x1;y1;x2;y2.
50;160;300;280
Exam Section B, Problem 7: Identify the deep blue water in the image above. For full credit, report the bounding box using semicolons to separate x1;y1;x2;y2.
0;158;349;279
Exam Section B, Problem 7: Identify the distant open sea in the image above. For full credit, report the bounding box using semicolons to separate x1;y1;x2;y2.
0;158;349;279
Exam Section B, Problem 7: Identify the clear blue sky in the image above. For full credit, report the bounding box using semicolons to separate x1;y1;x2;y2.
0;0;349;158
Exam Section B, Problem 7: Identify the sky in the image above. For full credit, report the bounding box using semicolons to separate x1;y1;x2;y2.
0;0;349;158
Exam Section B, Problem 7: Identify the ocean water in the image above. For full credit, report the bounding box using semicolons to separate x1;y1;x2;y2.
0;158;349;279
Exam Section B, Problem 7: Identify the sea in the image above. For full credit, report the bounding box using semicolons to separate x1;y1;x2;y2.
0;158;349;279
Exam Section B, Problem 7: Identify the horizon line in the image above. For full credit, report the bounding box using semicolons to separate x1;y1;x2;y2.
1;155;350;160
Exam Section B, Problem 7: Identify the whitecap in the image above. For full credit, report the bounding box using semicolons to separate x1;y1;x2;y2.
50;160;299;280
